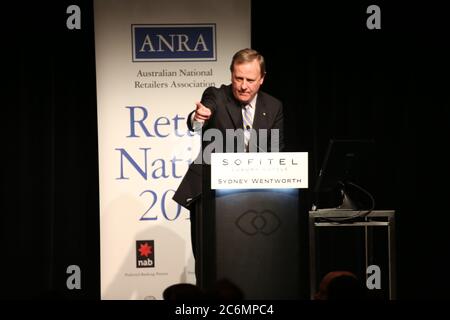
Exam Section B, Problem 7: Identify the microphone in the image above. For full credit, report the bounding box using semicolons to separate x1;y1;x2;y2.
246;125;251;130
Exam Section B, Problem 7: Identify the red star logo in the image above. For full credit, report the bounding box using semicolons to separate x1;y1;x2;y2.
138;242;153;257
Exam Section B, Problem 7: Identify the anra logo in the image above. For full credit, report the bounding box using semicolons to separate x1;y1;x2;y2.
136;240;155;268
132;24;216;62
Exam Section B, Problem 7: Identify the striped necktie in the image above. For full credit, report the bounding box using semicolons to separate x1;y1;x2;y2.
243;104;254;151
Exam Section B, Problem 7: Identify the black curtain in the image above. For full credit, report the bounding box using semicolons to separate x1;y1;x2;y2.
252;1;450;299
1;0;449;299
2;1;99;299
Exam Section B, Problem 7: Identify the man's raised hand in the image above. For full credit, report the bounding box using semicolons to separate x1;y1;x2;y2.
193;102;212;122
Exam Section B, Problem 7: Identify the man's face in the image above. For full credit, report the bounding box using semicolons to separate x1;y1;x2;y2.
231;59;265;104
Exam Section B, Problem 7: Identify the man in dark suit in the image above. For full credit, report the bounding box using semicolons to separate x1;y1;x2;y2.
173;48;284;274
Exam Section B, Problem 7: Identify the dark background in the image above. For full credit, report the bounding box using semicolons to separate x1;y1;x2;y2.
1;0;449;299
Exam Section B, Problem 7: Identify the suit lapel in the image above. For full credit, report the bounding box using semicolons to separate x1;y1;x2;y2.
222;87;269;131
252;94;268;130
225;91;243;129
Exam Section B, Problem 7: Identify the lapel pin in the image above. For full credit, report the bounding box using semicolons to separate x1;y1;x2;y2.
263;112;266;116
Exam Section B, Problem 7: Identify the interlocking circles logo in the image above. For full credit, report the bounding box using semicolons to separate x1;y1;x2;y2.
236;210;281;236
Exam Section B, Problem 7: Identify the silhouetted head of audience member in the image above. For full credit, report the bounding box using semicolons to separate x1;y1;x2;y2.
205;278;244;300
314;271;366;300
162;283;204;300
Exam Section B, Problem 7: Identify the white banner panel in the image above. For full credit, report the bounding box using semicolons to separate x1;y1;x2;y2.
211;152;309;189
94;0;250;299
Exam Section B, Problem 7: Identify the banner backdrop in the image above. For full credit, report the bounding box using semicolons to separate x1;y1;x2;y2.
94;0;250;299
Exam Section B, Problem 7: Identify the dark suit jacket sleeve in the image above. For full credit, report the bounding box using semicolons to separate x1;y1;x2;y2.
200;87;219;114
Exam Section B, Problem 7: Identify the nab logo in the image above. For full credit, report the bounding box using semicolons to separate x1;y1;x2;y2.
136;240;155;268
132;24;216;62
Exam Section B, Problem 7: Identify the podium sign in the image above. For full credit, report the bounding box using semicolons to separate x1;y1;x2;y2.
211;152;308;189
199;152;309;298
